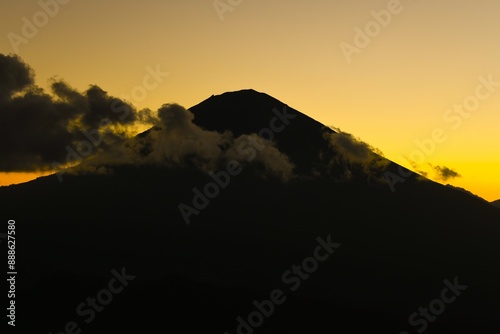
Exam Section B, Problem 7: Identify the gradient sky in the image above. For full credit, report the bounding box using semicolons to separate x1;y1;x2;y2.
0;0;499;201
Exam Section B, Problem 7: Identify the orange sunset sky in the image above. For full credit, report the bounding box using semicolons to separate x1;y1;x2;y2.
0;0;499;201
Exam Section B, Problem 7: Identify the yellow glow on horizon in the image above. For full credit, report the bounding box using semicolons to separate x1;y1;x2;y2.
0;172;53;187
0;0;498;201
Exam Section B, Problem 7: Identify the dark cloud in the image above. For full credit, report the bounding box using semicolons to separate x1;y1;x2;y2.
324;130;388;182
416;170;428;177
0;54;33;100
327;131;374;164
225;134;295;181
78;104;295;180
433;165;461;181
135;103;230;169
1;55;295;181
135;108;157;125
0;54;139;172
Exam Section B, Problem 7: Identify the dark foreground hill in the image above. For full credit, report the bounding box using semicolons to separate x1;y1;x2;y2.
2;90;500;333
492;199;500;208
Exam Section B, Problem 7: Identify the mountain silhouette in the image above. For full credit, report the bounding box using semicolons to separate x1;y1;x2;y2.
492;199;500;208
2;90;500;333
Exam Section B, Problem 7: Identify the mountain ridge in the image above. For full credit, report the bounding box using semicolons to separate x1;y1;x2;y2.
2;90;500;333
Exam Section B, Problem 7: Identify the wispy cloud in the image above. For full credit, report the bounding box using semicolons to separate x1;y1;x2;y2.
432;165;461;182
323;129;389;182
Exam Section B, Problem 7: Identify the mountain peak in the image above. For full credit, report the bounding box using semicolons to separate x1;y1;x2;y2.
207;88;269;99
3;88;500;333
189;89;334;175
190;89;326;136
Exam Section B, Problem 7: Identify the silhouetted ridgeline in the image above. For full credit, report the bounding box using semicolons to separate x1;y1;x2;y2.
2;90;500;333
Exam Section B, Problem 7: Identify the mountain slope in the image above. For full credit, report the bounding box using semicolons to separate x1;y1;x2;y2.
2;90;500;333
190;89;334;175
